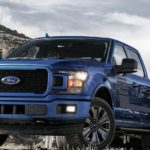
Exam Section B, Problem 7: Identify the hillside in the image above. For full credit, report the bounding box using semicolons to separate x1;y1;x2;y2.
0;24;29;56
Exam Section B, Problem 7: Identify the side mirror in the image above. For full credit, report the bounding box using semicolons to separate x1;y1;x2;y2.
113;58;137;74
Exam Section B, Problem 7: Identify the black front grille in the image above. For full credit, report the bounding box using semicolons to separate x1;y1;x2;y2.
0;69;48;94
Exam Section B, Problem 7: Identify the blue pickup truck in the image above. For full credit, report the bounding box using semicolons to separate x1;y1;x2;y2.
0;36;149;149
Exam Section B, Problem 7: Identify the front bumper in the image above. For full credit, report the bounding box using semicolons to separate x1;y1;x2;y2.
0;99;91;135
0;119;85;135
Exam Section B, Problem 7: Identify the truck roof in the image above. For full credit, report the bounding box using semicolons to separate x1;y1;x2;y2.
35;35;113;41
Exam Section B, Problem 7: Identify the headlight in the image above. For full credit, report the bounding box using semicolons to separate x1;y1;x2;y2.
74;72;88;81
58;71;88;94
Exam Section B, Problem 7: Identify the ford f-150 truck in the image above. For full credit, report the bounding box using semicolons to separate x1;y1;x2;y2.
0;36;149;149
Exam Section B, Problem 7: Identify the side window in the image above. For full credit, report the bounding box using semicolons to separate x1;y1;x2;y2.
113;45;127;65
126;48;144;77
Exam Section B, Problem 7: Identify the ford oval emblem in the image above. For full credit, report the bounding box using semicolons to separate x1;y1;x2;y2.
1;76;20;85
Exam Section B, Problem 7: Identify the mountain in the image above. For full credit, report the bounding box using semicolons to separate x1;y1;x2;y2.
0;24;29;56
0;25;28;38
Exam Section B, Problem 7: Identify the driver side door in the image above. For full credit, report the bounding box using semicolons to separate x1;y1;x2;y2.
113;43;137;122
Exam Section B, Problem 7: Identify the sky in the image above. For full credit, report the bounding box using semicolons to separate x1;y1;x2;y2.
0;0;150;75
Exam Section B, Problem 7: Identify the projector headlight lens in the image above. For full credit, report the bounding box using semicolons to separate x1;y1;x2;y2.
74;71;88;81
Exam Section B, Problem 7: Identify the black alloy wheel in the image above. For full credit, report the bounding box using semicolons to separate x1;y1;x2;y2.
82;97;115;149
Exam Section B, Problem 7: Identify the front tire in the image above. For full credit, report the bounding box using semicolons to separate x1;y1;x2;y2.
82;97;115;149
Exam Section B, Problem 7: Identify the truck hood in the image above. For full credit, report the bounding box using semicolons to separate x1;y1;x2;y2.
1;58;108;70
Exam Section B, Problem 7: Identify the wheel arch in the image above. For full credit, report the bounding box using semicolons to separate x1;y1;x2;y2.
92;84;114;109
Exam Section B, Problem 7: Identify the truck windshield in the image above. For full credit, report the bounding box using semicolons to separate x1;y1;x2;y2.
7;39;109;61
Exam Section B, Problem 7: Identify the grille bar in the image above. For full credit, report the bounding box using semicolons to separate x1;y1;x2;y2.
1;105;4;114
13;105;16;114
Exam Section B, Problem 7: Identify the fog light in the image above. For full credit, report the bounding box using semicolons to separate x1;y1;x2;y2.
57;104;77;114
66;106;76;113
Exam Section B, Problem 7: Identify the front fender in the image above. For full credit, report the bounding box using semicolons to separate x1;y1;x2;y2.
91;82;112;100
84;73;111;97
84;73;115;107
